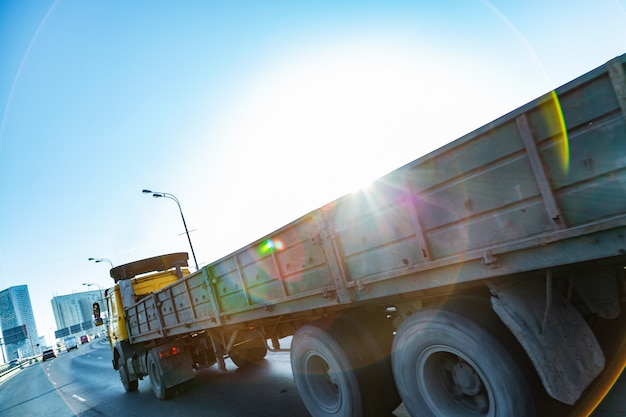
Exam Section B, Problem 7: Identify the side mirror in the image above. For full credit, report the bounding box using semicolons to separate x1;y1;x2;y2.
93;302;103;326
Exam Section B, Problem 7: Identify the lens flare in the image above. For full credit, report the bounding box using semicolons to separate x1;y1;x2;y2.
550;90;570;174
258;239;284;256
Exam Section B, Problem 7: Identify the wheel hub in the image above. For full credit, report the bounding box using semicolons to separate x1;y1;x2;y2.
451;361;482;396
326;365;339;390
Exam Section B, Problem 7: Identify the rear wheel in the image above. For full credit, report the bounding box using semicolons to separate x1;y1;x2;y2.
230;338;268;368
392;307;535;417
147;350;170;400
336;314;401;414
291;316;397;417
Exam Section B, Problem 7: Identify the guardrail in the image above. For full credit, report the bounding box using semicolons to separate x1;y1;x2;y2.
0;358;38;379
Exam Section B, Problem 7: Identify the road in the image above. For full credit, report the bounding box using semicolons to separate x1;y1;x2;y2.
0;338;308;417
0;339;408;417
0;338;623;417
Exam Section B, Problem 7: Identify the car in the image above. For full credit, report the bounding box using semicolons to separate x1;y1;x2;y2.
8;358;20;368
42;349;56;361
80;335;89;344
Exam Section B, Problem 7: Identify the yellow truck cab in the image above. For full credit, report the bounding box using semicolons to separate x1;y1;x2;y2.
104;253;190;382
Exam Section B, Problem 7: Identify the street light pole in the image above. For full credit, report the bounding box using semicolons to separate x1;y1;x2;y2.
87;257;114;268
142;189;199;270
82;282;104;304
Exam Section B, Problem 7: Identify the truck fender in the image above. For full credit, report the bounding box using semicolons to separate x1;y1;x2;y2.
490;278;605;405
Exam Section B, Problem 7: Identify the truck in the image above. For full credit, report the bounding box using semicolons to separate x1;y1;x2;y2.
64;336;78;352
102;53;626;417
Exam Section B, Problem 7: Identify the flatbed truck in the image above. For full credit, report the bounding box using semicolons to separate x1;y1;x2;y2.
103;54;626;417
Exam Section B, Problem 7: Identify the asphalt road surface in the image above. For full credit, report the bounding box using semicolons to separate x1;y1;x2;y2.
0;338;623;417
0;339;406;417
0;339;314;417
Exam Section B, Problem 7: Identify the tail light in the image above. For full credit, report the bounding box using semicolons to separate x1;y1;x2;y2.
159;346;184;359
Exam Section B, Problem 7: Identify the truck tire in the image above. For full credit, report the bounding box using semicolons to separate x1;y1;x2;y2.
147;350;170;400
335;314;401;414
117;357;138;392
291;317;393;417
392;308;535;417
229;338;268;368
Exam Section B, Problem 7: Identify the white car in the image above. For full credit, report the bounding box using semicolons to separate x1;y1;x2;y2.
42;349;56;361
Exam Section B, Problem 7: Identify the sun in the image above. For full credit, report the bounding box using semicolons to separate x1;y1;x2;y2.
214;38;449;197
204;33;513;245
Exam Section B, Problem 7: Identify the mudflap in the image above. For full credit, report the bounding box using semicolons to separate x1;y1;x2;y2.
490;278;605;405
156;341;195;389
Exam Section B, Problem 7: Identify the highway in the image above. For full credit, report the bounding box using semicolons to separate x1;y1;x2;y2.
0;338;399;417
0;338;316;417
0;338;623;417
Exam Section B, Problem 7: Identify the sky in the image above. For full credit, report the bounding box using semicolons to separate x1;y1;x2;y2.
1;0;625;346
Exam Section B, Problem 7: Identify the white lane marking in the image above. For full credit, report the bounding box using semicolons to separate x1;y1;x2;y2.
72;394;86;402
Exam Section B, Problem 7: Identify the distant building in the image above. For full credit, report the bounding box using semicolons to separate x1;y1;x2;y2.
51;290;101;340
0;285;41;361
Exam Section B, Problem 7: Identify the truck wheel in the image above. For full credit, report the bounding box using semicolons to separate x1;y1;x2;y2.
392;308;535;417
117;357;138;392
230;339;268;368
147;350;170;400
291;318;388;417
335;314;401;414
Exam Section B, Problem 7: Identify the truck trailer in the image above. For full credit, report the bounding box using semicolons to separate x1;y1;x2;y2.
102;54;626;417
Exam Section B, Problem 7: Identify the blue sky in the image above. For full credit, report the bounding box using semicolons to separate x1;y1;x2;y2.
1;0;625;344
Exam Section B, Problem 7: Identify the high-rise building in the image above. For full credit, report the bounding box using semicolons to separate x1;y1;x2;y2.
0;285;41;360
51;290;101;339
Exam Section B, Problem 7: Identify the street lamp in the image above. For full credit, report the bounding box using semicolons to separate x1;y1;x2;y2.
88;257;114;268
83;282;104;303
142;189;199;270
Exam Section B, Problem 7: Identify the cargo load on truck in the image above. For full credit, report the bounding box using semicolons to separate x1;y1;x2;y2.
102;54;626;417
